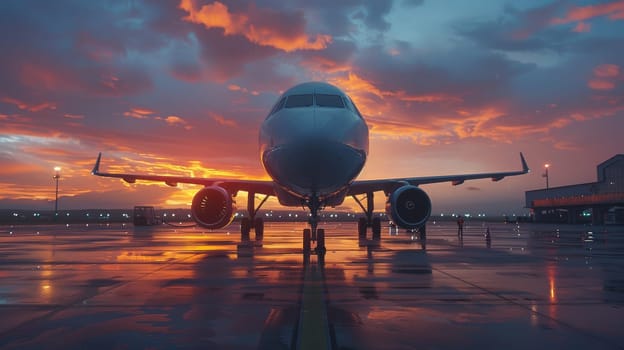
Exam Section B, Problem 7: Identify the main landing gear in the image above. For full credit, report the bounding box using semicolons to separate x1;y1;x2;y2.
240;192;269;241
352;192;382;241
302;195;326;255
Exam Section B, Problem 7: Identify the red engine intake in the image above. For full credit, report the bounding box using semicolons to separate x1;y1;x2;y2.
191;186;236;229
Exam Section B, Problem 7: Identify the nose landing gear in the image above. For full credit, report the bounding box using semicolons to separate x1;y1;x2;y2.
303;195;326;255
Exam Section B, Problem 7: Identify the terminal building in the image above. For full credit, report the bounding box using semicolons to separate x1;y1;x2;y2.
525;154;624;224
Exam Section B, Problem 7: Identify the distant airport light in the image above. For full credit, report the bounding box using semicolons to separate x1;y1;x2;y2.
543;164;550;189
53;167;61;218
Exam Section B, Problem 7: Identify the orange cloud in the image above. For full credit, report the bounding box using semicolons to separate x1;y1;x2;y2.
164;115;185;125
227;84;259;95
123;107;154;119
554;141;581;151
329;72;463;121
573;21;591;32
63;113;84;119
330;70;611;145
589;79;615;90
394;91;463;103
210;112;238;127
154;115;192;130
1;96;57;112
594;63;620;77
179;0;332;52
588;64;620;90
18;62;70;91
0;163;43;176
551;1;624;24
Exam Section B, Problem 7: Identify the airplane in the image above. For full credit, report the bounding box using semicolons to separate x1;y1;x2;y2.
92;81;529;253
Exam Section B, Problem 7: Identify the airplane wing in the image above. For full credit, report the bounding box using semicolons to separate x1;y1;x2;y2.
91;153;275;196
348;152;529;196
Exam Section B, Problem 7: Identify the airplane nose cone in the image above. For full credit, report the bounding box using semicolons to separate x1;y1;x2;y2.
262;139;366;196
261;108;367;150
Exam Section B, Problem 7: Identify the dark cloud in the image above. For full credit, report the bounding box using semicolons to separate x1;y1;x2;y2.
354;43;534;109
251;0;395;36
194;28;276;81
454;1;576;52
298;39;358;72
403;0;424;6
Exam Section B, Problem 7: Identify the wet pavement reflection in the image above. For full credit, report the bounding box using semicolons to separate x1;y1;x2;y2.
1;221;623;349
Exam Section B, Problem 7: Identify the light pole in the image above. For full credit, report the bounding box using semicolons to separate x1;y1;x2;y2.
53;166;61;217
543;164;549;189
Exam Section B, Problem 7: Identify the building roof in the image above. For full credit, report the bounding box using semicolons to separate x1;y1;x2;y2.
597;154;624;182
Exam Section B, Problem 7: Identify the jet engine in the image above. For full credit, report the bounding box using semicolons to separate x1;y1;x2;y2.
191;186;236;229
386;185;431;229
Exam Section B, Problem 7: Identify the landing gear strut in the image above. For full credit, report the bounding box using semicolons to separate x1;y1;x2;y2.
303;195;325;255
353;192;382;241
241;192;269;241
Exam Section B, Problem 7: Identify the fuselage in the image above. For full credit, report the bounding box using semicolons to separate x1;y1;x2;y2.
259;82;369;206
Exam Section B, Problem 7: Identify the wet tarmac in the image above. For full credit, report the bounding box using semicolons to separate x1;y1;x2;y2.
1;221;623;349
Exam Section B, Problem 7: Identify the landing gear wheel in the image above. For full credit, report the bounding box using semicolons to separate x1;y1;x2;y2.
254;217;264;240
316;229;326;253
372;217;382;240
241;217;251;240
358;217;367;239
303;228;311;253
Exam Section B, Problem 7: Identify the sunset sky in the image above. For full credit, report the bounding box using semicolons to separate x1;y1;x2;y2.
1;0;623;215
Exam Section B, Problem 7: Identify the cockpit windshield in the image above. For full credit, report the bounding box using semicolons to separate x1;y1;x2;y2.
285;94;313;108
315;94;344;108
267;92;358;119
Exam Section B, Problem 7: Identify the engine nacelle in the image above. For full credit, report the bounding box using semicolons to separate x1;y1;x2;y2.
386;185;431;229
191;186;236;229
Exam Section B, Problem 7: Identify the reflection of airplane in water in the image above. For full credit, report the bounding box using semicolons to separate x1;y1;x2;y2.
92;82;529;253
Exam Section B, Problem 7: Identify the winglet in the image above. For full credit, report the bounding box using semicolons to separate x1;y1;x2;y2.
520;152;529;173
91;152;102;175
